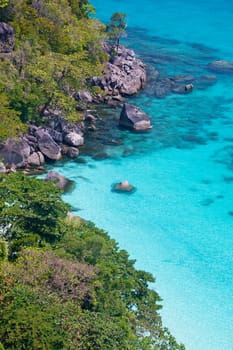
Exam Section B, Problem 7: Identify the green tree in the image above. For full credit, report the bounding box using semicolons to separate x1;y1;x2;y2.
106;12;127;53
0;240;8;261
0;0;8;8
0;173;70;257
0;94;26;141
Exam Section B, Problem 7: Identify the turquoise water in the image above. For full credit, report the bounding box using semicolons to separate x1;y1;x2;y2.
50;1;233;349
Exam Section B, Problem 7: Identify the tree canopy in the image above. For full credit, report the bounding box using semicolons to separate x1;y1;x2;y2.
0;173;70;256
106;12;127;52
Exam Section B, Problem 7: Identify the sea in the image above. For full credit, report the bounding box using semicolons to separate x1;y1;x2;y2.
48;1;233;349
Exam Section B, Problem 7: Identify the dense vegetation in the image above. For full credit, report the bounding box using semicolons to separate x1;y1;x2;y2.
0;0;107;140
0;173;185;349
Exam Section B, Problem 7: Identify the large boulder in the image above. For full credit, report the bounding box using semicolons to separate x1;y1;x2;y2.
0;22;14;53
35;128;62;160
119;103;152;131
0;139;31;167
45;170;74;192
27;152;45;167
207;60;233;73
64;132;84;147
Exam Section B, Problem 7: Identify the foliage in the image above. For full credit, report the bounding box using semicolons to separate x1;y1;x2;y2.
0;173;70;257
55;220;185;349
11;248;96;305
0;0;106;131
0;240;8;261
106;12;127;53
0;0;8;8
0;93;26;141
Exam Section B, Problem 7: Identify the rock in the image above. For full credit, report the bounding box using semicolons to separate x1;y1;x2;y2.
75;90;93;103
172;83;194;94
111;180;136;194
195;75;217;89
46;128;63;143
27;152;45;166
64;132;84;147
91;46;146;101
154;81;172;98
0;139;31;168
119;103;152;131
170;75;195;83
45;170;75;192
85;113;97;122
35;129;62;160
62;145;79;158
207;60;233;73
0;22;14;53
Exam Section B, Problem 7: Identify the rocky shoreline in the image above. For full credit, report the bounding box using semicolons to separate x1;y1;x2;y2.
1;21;232;175
0;26;149;174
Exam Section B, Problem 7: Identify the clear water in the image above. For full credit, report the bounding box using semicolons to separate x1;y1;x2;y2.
49;1;233;349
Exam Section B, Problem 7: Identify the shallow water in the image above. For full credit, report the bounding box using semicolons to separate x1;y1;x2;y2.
49;1;233;349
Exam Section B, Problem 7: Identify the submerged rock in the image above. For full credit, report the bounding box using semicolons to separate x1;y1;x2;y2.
111;180;136;194
45;170;75;192
119;103;152;131
207;60;233;73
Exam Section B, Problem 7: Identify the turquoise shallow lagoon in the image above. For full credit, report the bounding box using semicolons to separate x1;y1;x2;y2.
49;1;233;349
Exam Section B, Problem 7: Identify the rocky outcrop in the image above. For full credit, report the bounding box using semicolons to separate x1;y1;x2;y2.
207;60;233;73
0;22;14;53
119;103;152;131
45;170;74;192
0;113;86;169
91;45;146;104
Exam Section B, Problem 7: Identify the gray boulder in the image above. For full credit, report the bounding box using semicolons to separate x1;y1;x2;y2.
119;103;152;131
64;132;84;147
35;129;62;160
0;22;14;53
27;152;45;167
0;139;31;167
45;170;74;192
207;60;233;73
